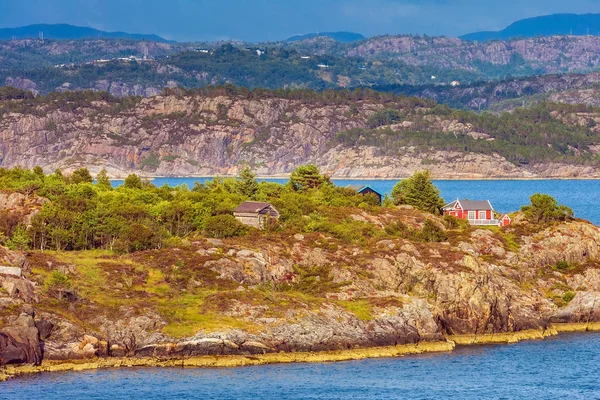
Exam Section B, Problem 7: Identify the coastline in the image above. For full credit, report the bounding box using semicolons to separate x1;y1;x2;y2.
3;323;600;382
109;175;600;182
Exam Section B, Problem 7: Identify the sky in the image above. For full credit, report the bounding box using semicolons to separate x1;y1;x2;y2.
1;0;599;42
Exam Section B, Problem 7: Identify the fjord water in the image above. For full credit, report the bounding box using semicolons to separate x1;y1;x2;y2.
114;178;600;225
4;333;600;399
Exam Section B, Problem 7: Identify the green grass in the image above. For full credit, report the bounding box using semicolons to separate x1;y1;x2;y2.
501;232;521;253
144;269;170;295
337;300;373;321
158;293;255;337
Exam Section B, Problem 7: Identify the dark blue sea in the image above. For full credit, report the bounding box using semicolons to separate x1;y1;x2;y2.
113;178;600;225
3;333;600;399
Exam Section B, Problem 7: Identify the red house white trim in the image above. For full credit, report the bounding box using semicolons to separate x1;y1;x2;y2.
442;199;510;227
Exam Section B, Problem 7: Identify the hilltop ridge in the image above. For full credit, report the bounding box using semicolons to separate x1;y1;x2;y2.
461;13;600;42
0;23;170;42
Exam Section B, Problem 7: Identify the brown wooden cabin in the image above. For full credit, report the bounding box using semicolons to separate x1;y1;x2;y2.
233;201;280;229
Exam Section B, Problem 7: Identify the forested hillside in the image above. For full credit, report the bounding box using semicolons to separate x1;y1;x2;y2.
4;35;600;98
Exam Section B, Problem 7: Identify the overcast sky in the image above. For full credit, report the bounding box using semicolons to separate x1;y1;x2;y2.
1;0;599;42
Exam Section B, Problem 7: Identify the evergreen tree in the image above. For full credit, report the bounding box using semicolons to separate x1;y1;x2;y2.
289;164;330;192
236;166;259;198
95;169;112;190
521;193;573;224
391;170;444;214
33;166;45;181
123;174;143;189
71;168;93;184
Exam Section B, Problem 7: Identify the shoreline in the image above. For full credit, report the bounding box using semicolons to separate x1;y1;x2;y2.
109;176;600;182
2;323;600;382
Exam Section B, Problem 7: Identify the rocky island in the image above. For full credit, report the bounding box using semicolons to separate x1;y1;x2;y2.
0;167;599;380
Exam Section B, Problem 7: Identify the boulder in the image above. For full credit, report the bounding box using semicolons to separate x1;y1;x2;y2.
0;313;42;365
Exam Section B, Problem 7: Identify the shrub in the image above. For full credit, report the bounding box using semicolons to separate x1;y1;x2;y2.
563;291;576;304
45;270;73;300
114;222;163;253
555;260;572;271
123;174;143;189
6;225;30;251
366;108;403;128
443;214;469;230
70;168;93;184
204;214;248;238
417;220;447;242
384;221;408;237
521;193;573;224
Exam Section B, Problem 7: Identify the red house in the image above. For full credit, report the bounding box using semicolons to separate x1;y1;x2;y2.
442;199;511;227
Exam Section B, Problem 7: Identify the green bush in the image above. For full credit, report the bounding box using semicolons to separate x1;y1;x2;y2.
521;193;573;224
366;109;403;128
6;225;30;251
443;214;469;230
70;168;93;184
45;270;73;300
562;291;576;304
123;174;143;189
204;214;248;238
555;260;572;271
384;221;408;237
417;220;447;242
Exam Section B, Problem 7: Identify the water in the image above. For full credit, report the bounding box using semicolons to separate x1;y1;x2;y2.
112;178;600;225
3;333;600;399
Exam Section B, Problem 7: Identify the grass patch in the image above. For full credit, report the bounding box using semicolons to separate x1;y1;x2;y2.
337;300;373;321
158;293;254;338
144;269;170;295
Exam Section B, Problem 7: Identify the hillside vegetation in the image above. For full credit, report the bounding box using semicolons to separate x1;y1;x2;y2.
5;34;600;97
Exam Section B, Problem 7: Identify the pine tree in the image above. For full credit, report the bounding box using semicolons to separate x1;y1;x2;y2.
33;166;45;181
391;170;444;214
71;168;93;184
236;166;258;198
123;174;143;189
96;169;112;190
289;164;330;192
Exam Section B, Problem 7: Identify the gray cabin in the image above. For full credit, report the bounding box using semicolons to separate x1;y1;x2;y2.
233;201;280;229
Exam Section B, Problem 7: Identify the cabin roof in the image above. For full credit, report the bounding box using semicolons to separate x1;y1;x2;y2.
443;199;494;211
347;185;383;196
234;201;274;214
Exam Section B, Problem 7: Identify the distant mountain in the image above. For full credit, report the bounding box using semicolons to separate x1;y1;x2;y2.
286;31;365;43
461;13;600;42
0;24;170;42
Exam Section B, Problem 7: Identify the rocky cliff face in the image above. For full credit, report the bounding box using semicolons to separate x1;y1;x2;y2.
1;209;600;365
348;36;600;74
1;93;599;178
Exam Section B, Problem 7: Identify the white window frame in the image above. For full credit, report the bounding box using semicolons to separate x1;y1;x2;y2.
468;211;476;220
478;211;486;220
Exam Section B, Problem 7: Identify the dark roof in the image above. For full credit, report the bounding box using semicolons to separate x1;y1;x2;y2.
234;201;274;213
347;185;383;196
443;199;494;211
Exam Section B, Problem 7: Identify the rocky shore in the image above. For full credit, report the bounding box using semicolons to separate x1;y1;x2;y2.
2;323;600;382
